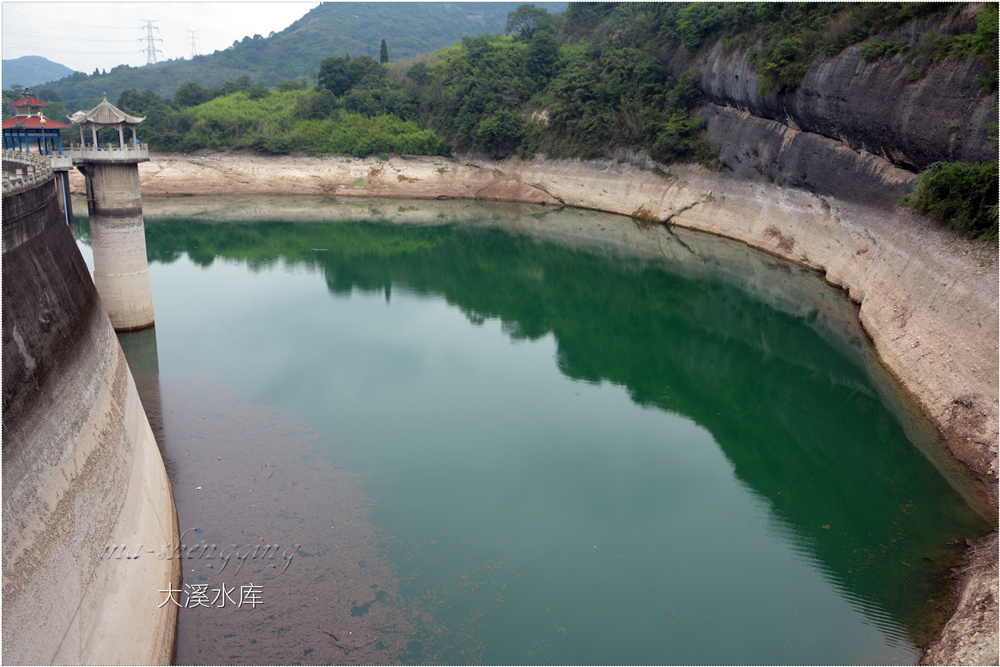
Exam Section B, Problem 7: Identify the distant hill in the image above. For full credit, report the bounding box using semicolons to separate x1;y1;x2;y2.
3;55;75;88
42;2;565;105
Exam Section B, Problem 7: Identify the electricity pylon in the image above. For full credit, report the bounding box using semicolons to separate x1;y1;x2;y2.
187;29;200;58
139;20;162;65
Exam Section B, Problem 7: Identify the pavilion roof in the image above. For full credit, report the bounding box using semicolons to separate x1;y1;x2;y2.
9;89;49;109
73;92;144;126
2;114;74;130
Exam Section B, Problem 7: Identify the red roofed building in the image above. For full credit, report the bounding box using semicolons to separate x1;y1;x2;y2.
8;90;50;111
3;87;74;155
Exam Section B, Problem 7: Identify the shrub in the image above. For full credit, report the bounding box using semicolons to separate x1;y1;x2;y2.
902;160;999;239
859;39;909;62
477;110;525;157
247;83;270;100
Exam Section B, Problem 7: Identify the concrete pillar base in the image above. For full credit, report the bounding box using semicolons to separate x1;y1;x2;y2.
94;268;156;331
80;162;155;331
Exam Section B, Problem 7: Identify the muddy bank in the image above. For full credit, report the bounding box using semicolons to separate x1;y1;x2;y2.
68;147;998;664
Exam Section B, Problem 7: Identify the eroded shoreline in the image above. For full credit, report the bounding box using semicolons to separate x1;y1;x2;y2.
69;150;998;664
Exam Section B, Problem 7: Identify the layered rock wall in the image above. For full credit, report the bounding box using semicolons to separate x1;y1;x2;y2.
671;4;996;170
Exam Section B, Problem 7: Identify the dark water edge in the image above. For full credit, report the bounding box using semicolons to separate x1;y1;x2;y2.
128;365;424;664
92;200;992;665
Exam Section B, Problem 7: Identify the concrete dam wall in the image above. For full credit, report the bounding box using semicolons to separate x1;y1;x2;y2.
2;154;179;664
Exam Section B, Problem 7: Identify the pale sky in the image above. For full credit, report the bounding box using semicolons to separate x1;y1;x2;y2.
2;2;321;76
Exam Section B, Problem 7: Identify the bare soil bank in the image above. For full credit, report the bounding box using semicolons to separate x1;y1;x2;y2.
68;150;998;664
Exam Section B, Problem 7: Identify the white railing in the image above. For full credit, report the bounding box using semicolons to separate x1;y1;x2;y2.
2;150;53;196
64;144;149;162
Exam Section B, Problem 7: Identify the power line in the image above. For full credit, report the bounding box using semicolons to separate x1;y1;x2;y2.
3;40;139;55
11;29;138;43
3;10;141;30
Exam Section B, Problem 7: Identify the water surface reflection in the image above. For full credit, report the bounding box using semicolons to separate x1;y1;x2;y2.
79;197;989;665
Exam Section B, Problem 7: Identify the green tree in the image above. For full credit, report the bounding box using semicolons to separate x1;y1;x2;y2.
506;4;551;41
348;55;385;85
902;160;999;239
318;56;354;96
117;89;148;113
380;38;390;64
426;34;537;152
294;88;338;120
275;77;309;92
477;109;525;157
247;82;270;100
526;27;559;81
174;81;210;108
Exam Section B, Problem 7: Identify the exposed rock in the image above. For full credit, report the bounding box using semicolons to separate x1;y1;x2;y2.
700;103;915;210
670;5;997;170
921;532;999;666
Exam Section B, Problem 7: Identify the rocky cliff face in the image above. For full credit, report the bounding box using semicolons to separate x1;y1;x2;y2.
700;103;917;210
673;4;997;172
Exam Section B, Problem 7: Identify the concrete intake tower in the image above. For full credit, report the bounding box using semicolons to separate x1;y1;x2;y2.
70;94;154;331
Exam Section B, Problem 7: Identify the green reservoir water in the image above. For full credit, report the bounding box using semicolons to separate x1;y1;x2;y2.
75;198;989;665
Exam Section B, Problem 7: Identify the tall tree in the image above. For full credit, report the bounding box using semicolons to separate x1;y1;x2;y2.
174;81;210;108
506;4;551;40
380;38;390;64
318;56;354;96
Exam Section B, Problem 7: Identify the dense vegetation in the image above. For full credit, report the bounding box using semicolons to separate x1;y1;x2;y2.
112;3;722;163
182;89;444;157
112;68;446;157
18;2;996;237
27;3;560;105
902;160;998;239
660;2;959;92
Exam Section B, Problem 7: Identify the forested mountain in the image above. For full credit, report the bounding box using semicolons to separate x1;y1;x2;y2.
24;2;996;238
2;55;74;89
37;2;564;105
